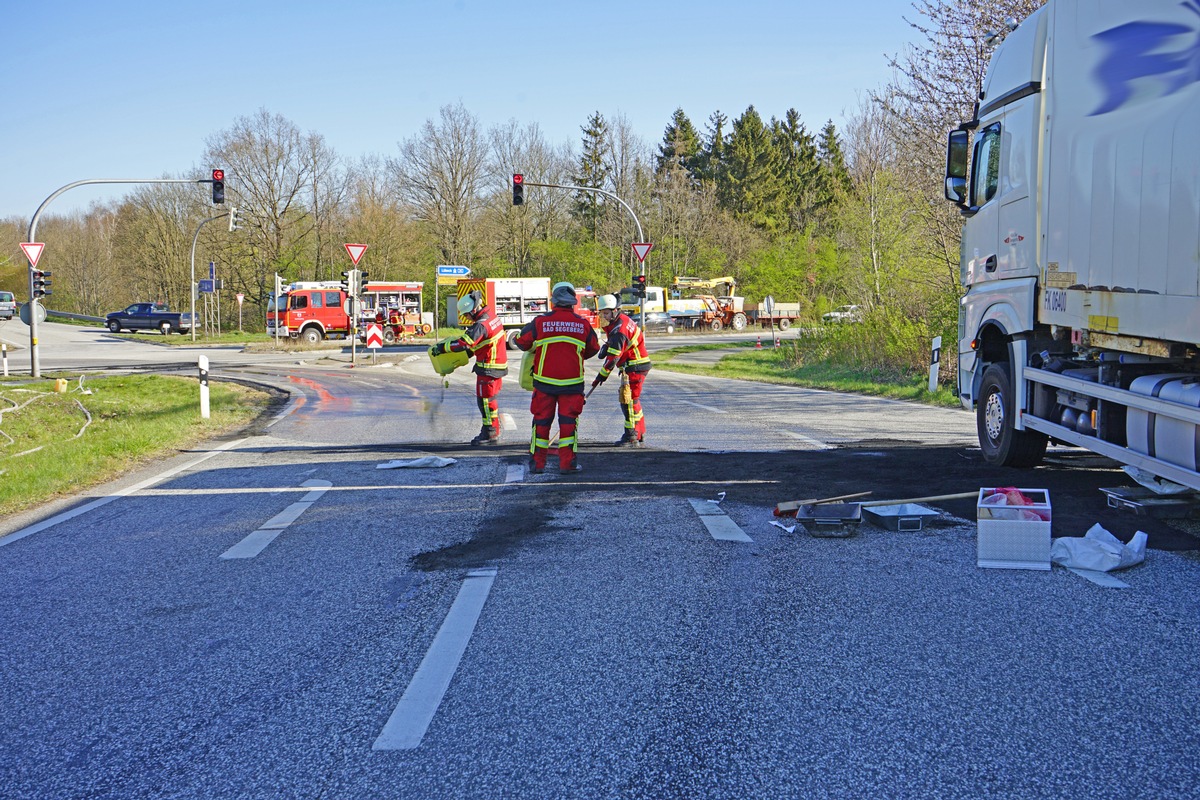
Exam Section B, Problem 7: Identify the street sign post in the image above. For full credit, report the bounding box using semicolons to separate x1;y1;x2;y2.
434;266;470;332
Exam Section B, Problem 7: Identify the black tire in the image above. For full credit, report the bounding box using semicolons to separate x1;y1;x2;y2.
301;327;323;345
506;330;520;350
777;318;791;331
159;321;172;335
977;363;1048;467
732;313;747;331
383;328;396;345
710;320;723;332
107;320;121;333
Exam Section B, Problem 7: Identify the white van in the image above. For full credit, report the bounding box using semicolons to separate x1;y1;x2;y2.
0;291;17;320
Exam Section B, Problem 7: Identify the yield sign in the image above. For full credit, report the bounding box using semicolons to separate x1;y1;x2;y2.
21;242;46;268
344;243;368;266
365;323;384;349
631;242;653;263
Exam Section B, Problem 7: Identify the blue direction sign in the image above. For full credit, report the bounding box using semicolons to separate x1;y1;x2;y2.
198;279;215;294
436;265;471;277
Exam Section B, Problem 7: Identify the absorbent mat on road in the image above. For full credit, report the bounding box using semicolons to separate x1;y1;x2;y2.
377;456;457;469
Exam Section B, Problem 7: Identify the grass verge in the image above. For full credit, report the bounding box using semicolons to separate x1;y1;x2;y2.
0;374;272;517
652;342;961;407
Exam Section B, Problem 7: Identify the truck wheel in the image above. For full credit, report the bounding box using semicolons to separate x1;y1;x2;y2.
732;313;747;331
301;327;323;345
383;328;396;345
159;321;172;335
777;318;791;331
506;330;520;350
107;320;122;333
977;363;1048;468
710;320;723;332
421;323;433;335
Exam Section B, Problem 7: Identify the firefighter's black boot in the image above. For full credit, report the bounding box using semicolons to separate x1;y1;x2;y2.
470;426;500;446
614;431;639;447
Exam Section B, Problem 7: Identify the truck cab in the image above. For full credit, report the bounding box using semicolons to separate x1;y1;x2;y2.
268;282;348;344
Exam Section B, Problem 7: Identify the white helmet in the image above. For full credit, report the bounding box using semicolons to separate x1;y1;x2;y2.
596;294;619;312
457;291;481;316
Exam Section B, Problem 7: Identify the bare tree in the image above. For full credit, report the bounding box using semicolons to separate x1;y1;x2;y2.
389;102;491;268
204;109;320;307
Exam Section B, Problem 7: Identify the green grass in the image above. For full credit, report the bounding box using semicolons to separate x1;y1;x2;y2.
653;342;961;407
0;374;272;516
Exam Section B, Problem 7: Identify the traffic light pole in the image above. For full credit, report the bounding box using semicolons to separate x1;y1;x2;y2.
190;212;231;342
519;181;648;329
25;177;216;377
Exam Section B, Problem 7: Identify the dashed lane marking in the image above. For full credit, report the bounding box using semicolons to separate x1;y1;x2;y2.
373;567;499;750
0;438;249;550
780;430;834;449
678;399;727;414
687;498;753;542
220;479;332;559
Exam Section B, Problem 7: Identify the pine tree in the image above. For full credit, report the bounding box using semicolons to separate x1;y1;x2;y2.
721;106;786;231
696;110;727;186
774;108;821;231
817;120;851;195
573;111;611;241
655;108;702;179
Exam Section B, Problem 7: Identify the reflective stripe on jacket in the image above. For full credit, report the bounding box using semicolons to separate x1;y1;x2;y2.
452;308;508;377
599;313;651;379
515;308;600;394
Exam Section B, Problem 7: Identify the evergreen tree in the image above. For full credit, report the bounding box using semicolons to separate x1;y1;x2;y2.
817;120;852;195
696;110;728;186
773;108;821;231
655;108;702;178
721;106;787;231
573;111;611;241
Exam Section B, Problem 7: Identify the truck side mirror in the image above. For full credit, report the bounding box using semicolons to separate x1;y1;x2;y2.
945;129;970;205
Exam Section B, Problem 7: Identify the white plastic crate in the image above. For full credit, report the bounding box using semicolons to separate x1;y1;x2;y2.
977;488;1052;570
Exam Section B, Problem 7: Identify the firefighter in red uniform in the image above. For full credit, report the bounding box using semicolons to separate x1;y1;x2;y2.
430;290;508;446
591;294;651;446
515;282;601;474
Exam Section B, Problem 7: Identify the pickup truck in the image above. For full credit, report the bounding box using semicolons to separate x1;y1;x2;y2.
106;303;194;335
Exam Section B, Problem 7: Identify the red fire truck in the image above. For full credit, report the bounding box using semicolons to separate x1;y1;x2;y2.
268;280;430;344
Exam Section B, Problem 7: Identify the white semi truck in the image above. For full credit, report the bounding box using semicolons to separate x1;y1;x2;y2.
946;0;1200;489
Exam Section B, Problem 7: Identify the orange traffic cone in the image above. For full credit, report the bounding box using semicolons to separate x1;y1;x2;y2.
755;335;763;349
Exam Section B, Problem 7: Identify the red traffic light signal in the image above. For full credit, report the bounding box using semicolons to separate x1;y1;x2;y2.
512;173;525;206
211;168;225;204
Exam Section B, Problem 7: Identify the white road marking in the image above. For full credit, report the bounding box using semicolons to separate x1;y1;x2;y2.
220;479;332;559
131;477;778;496
504;464;524;483
0;438;249;549
266;396;303;427
502;413;516;431
687;497;753;542
780;430;834;449
678;399;727;414
373;567;498;750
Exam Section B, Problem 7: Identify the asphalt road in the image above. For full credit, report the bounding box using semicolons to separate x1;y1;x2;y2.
1;326;1199;798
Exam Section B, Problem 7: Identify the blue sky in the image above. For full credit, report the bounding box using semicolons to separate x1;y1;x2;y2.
2;0;917;221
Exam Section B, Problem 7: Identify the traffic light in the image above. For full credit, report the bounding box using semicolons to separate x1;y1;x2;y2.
211;169;225;204
228;207;240;232
358;271;369;291
633;273;646;298
512;173;524;206
340;270;357;295
32;269;52;298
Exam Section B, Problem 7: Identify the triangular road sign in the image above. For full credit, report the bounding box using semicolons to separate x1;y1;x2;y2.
20;242;46;268
631;242;653;263
344;243;368;266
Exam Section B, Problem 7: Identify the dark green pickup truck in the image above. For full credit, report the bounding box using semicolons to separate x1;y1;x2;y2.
105;303;194;335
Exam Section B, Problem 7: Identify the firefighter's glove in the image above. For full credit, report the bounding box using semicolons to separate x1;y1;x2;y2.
431;343;446;356
592;375;606;388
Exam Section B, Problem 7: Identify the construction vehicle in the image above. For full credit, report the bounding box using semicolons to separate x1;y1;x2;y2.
455;277;552;348
945;0;1200;489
